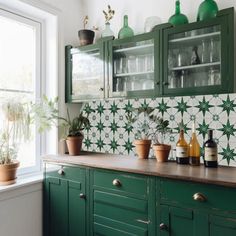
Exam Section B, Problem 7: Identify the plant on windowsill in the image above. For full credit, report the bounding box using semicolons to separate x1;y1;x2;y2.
32;96;91;156
0;100;31;185
78;15;95;46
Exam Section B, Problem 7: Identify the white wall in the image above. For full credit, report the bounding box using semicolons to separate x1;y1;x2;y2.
83;0;236;37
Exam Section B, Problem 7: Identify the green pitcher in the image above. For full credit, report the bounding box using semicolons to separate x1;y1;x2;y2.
168;0;189;26
197;0;218;21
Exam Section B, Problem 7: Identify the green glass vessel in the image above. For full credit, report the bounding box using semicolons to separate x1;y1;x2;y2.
168;0;189;26
118;15;134;39
197;0;218;21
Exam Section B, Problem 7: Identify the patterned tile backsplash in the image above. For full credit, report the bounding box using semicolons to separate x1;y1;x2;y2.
82;94;236;167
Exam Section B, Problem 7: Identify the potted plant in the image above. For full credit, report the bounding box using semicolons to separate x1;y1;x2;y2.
78;15;95;46
151;116;172;162
32;96;91;156
0;100;31;185
127;107;155;159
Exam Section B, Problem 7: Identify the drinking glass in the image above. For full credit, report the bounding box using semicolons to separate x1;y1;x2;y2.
127;56;136;73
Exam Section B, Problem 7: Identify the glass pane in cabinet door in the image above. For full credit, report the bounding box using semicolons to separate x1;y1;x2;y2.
112;39;154;94
167;25;221;89
72;49;103;98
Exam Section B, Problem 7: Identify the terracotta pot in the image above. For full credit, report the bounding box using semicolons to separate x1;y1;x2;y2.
153;144;171;162
66;136;84;156
133;139;151;159
0;161;20;185
78;29;95;46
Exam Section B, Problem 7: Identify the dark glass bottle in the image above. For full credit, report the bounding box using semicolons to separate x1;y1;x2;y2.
191;46;201;65
168;0;189;26
176;129;189;164
204;130;218;168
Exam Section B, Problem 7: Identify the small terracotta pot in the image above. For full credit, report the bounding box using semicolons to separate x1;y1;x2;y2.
0;161;20;185
66;136;84;156
133;139;151;159
153;144;171;162
78;29;95;46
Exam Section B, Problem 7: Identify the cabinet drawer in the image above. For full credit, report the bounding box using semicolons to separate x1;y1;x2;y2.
93;170;148;197
160;179;236;212
45;163;85;183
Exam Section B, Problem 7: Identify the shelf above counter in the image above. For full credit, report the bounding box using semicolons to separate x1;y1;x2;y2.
170;61;221;71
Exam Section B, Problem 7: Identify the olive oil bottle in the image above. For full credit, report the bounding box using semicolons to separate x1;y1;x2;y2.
176;129;189;164
189;121;200;166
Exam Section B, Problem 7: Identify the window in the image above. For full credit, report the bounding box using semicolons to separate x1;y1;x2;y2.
0;9;41;174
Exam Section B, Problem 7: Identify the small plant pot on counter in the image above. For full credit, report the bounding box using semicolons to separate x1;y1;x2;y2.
66;136;84;156
78;29;95;46
153;144;171;162
0;161;20;186
133;139;151;159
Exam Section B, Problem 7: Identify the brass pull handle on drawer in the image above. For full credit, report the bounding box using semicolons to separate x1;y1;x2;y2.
160;223;168;231
193;192;207;202
58;168;65;175
112;179;122;187
136;219;150;224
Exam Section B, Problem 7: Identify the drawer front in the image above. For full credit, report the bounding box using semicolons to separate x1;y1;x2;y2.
93;170;148;197
160;179;236;212
45;163;85;183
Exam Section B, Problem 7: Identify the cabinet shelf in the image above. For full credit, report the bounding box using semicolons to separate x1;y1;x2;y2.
114;71;154;77
114;43;154;54
170;62;220;71
169;31;221;43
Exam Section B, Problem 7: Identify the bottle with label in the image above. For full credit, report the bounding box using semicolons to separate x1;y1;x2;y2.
176;129;189;164
189;121;201;166
204;129;218;167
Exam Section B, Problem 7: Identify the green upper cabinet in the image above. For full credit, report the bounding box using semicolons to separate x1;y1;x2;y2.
162;8;234;96
108;31;159;99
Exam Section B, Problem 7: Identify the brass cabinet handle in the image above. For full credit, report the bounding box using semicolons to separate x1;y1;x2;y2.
160;223;168;231
193;192;207;202
79;193;86;199
112;179;122;187
136;219;150;224
58;168;65;175
99;87;104;91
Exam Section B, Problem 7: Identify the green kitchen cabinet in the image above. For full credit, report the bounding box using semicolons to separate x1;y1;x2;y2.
162;8;234;96
90;169;156;236
44;164;87;236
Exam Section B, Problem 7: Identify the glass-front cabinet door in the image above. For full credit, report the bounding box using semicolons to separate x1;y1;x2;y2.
108;32;159;98
163;10;234;96
65;43;105;103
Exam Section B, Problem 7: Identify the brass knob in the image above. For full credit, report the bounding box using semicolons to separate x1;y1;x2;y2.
163;81;169;86
112;179;122;187
99;88;104;91
79;193;86;199
160;223;168;231
193;192;207;202
58;168;64;175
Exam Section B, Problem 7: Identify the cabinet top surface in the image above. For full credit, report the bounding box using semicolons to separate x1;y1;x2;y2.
43;152;236;188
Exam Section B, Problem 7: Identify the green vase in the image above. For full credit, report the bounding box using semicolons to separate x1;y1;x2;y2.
197;0;218;21
168;0;189;26
118;15;134;39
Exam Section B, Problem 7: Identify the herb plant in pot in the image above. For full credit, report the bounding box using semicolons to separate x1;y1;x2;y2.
127;107;155;159
78;15;95;46
151;116;172;162
0;100;30;185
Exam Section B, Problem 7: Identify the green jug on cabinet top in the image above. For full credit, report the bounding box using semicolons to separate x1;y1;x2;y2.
168;0;189;26
197;0;218;21
118;15;134;39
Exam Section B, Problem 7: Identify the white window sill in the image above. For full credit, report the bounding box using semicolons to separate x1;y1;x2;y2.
0;172;43;194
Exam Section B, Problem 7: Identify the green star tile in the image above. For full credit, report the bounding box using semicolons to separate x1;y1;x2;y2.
157;98;170;117
109;101;119;115
96;120;105;132
174;121;191;134
140;100;150;110
196;96;213;116
96;102;105;115
123;138;134;154
84;104;95;115
109;138;119;153
218;120;236;140
95;137;105;151
219;95;236;116
124;100;133;114
219;144;236;165
83;137;92;149
109;120;119;134
84;123;91;131
197;120;209;139
175;98;190;116
124;122;133;135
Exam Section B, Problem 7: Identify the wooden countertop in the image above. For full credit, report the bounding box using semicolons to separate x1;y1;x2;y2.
43;152;236;188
